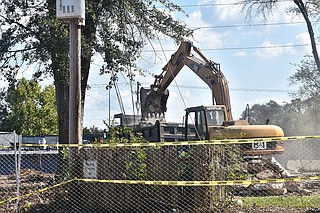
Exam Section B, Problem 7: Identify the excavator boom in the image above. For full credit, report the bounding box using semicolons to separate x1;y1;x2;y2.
140;41;232;121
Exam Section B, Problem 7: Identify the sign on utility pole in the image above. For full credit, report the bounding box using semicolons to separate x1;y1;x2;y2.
56;0;85;145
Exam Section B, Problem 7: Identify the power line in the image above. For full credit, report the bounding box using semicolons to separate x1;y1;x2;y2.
231;88;297;93
190;21;308;30
85;93;119;111
157;0;291;8
142;43;310;53
89;83;297;93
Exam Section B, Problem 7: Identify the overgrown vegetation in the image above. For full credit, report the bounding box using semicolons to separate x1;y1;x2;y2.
98;126;149;180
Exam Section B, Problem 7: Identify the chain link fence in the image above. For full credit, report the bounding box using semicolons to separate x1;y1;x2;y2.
1;137;320;212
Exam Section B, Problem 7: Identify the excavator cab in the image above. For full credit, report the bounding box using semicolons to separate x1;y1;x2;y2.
184;105;285;156
184;105;227;140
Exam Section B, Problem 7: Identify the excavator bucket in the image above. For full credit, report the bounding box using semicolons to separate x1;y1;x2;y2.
140;87;169;121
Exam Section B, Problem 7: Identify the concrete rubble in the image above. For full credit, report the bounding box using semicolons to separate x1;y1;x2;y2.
236;157;320;196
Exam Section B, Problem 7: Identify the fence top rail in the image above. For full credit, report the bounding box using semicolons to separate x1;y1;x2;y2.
4;135;320;148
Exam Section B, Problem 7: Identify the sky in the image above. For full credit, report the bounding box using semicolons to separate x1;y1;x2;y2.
83;0;312;129
0;0;314;130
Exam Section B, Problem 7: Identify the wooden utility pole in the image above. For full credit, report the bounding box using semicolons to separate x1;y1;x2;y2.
69;19;82;145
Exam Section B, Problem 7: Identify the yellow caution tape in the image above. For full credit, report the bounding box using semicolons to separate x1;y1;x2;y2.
18;135;320;148
75;176;320;186
0;179;75;205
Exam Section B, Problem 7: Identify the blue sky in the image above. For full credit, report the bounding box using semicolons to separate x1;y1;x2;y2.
84;0;311;129
0;0;313;129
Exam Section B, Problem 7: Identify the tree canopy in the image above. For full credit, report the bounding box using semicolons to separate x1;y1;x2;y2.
290;56;320;100
0;88;9;131
0;0;192;143
2;78;58;135
241;98;320;136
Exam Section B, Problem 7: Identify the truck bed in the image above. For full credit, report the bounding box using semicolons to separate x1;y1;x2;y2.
135;121;197;142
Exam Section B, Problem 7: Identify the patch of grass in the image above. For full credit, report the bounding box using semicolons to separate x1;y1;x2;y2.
242;195;320;208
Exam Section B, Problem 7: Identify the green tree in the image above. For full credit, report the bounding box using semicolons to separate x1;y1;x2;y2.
277;99;317;135
83;125;104;134
290;56;320;99
240;0;320;71
5;78;58;135
241;100;283;125
39;85;59;134
0;88;10;131
242;99;320;136
0;0;192;144
288;55;320;134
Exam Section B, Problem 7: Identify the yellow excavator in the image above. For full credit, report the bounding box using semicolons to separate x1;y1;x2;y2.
139;40;284;156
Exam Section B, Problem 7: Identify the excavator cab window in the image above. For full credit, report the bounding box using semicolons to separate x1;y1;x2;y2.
195;110;207;139
205;110;225;126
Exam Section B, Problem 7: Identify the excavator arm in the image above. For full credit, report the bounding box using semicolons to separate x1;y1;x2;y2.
182;46;232;121
140;40;232;121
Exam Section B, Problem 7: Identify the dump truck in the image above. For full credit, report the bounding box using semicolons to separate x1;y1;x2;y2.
117;40;284;156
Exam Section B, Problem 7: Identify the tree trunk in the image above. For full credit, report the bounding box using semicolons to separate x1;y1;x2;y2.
294;0;320;71
53;71;70;177
80;56;90;130
54;74;69;145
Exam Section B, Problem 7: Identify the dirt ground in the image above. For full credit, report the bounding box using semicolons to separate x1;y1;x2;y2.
2;169;320;212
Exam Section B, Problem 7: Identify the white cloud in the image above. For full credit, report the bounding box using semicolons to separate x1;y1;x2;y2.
165;87;213;122
293;32;312;54
234;51;247;57
85;90;108;109
281;3;306;23
214;0;242;21
253;40;297;59
185;10;224;49
210;0;305;25
16;64;36;80
136;10;225;79
295;32;310;45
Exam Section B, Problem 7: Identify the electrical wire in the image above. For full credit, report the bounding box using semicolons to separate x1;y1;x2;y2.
142;43;311;53
156;0;292;8
85;93;119;111
189;21;309;30
89;83;297;93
